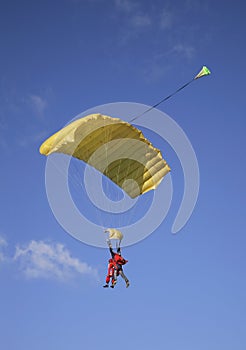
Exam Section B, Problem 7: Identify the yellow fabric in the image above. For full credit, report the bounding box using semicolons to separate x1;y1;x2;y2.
39;113;170;198
194;66;210;80
106;228;123;241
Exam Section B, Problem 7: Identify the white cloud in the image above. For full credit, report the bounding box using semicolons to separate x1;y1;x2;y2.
17;130;49;148
114;0;151;33
131;13;151;28
173;43;195;59
144;62;170;83
0;237;7;246
29;95;47;118
14;240;98;282
184;0;209;13
160;9;173;30
0;236;7;262
142;41;196;82
114;0;137;13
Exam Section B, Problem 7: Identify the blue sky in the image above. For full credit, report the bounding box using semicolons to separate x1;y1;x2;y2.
1;0;246;349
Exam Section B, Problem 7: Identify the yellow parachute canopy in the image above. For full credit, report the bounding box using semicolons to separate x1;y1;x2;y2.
105;228;123;241
39;113;170;198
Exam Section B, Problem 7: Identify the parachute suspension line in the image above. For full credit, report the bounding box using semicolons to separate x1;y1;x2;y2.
48;156;92;228
115;158;122;227
129;66;211;123
70;158;86;195
40;113;172;233
102;118;110;228
103;117;115;228
125;158;136;226
127;153;142;226
51;155;84;198
74;153;103;228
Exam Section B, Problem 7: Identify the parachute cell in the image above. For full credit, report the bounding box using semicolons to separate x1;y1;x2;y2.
39;114;170;198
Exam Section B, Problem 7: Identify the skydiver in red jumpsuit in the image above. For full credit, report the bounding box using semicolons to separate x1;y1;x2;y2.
107;240;130;288
103;258;116;288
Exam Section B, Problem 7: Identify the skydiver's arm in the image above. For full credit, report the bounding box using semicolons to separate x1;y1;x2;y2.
109;247;115;259
107;239;115;258
106;239;112;248
107;239;115;259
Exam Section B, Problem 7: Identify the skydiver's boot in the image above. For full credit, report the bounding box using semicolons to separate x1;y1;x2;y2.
103;284;109;288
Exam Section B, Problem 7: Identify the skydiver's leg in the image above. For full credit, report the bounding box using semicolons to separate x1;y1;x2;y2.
113;268;118;285
110;276;116;288
109;267;116;287
109;269;117;288
103;274;110;287
119;270;130;288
